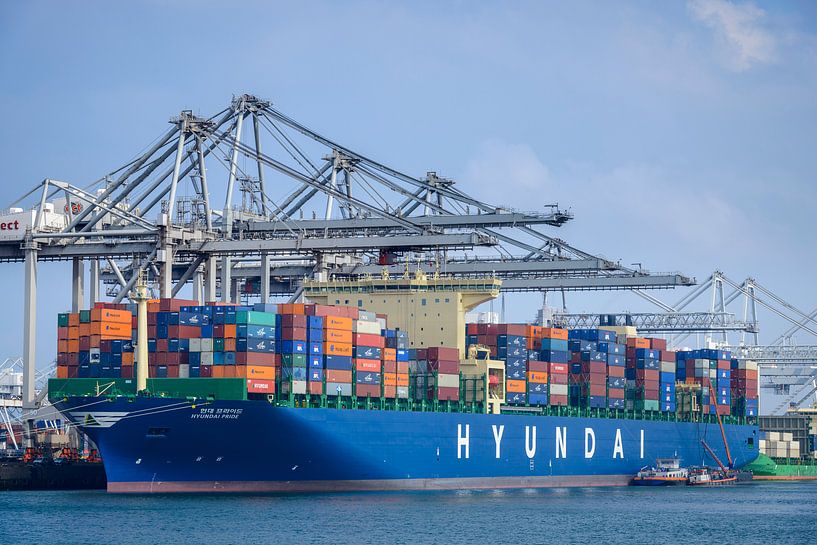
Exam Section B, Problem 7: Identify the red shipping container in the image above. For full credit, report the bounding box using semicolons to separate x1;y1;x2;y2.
608;387;624;398
199;365;212;377
308;382;323;395
167;353;180;365
581;361;607;375
235;352;277;366
484;324;499;335
167;365;179;378
527;361;549;373
281;314;308;328
436;386;459;401
354;333;385;348
428;360;459;374
717;359;730;370
355;359;382;372
636;369;659;381
416;348;427;360
120;366;133;379
356;384;380;398
383;385;397;398
396;361;409;374
582;384;607;396
649;338;667;351
466;323;479;335
280;327;308;341
608;365;625;378
79;337;90;351
550;363;569;374
427;347;460;361
550;373;568;385
68;353;79;365
157;339;168;353
382;360;397;373
659;350;676;362
67;365;79;379
549;395;569;406
247;379;275;394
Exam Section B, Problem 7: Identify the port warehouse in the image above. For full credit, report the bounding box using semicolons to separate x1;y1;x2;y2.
0;94;815;464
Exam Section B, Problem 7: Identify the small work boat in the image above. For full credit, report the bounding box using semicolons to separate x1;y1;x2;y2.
631;457;689;486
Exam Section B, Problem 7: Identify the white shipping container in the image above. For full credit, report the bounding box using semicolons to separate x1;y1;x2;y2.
437;373;460;388
179;364;189;379
396;386;409;398
326;382;353;396
357;310;377;322
0;208;67;241
768;431;780;442
189;338;201;352
660;361;675;373
200;352;214;365
200;338;214;352
782;432;793;442
549;383;568;396
353;320;381;335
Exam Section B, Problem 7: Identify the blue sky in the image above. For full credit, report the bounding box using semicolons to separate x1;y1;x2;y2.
1;0;816;367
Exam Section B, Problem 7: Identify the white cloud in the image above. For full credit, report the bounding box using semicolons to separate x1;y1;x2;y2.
688;0;776;71
462;140;554;209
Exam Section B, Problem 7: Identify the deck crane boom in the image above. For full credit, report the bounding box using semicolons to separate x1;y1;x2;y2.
706;377;733;468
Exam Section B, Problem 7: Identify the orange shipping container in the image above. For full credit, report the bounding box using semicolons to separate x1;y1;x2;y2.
326;369;352;383
541;327;568;340
57;340;68;353
325;329;353;344
527;371;548;383
224;338;236;352
223;324;237;339
68;326;80;340
246;365;276;380
79;323;91;337
506;379;527;393
355;359;381;372
67;340;79;353
383;373;398;387
381;348;396;361
90;308;132;324
397;373;409;387
324;341;353;356
56;366;68;379
324;316;353;331
223;366;237;378
122;352;134;365
211;366;225;378
68;313;80;327
626;337;650;349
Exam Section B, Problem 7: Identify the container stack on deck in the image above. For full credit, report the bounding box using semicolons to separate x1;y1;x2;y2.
675;349;732;416
730;358;759;417
536;327;569;406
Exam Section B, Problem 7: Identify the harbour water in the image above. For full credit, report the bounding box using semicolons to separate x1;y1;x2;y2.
1;482;815;544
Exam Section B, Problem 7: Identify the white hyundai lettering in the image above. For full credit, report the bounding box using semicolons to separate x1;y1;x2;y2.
457;424;470;459
640;429;645;459
492;424;505;459
613;428;624;459
584;427;596;459
555;426;567;459
525;426;537;459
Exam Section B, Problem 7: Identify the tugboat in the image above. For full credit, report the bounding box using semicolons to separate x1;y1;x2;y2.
687;441;738;486
631;457;689;486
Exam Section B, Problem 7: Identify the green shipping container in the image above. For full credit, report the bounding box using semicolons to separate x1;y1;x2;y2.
635;400;661;411
57;313;70;327
79;310;91;323
281;353;307;366
236;311;276;326
214;338;225;352
48;378;247;401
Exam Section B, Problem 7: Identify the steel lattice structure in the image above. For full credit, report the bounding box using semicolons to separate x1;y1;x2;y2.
3;94;697;409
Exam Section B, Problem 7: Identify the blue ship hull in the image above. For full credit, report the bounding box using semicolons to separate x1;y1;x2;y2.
55;397;759;493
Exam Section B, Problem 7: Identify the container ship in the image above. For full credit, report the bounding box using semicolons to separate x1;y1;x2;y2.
49;273;760;493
